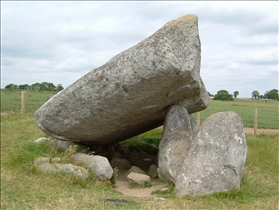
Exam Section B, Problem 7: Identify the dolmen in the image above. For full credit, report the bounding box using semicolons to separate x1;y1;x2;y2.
34;14;247;196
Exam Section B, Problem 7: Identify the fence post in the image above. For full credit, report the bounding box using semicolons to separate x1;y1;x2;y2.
21;91;27;114
254;108;258;135
197;112;200;131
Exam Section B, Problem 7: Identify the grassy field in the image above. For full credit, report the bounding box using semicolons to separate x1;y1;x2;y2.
1;89;278;129
1;89;55;113
196;98;279;129
1;89;279;209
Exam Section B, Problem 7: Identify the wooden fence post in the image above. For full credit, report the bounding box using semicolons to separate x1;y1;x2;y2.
254;108;258;135
21;91;27;114
197;112;200;131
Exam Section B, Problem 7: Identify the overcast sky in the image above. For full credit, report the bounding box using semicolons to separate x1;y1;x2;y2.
1;1;278;97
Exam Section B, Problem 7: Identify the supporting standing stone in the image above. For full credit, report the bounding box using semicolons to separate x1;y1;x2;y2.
157;105;196;183
175;111;247;196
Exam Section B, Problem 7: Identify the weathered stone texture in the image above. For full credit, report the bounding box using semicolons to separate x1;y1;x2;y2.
110;157;131;170
148;164;158;179
127;172;151;185
34;14;208;145
157;105;196;183
175;111;247;196
71;153;113;180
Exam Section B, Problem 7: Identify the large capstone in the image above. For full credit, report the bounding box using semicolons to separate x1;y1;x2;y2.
34;14;208;145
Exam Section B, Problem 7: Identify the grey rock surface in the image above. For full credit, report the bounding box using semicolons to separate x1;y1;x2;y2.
143;144;158;155
34;157;50;166
175;111;247;196
34;137;51;143
148;164;158;179
37;163;57;173
71;152;94;165
51;157;61;163
110;157;131;170
157;105;196;183
71;153;113;180
127;172;151;185
89;155;113;180
125;166;147;179
34;14;208;145
54;163;89;181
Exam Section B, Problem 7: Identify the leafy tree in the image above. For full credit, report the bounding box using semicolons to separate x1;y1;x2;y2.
31;83;43;91
5;82;64;93
40;82;56;91
264;91;269;99
56;84;64;92
213;90;234;101
252;90;260;99
207;91;214;97
19;84;30;90
233;91;239;98
5;83;17;89
48;83;56;91
266;89;278;100
41;82;49;91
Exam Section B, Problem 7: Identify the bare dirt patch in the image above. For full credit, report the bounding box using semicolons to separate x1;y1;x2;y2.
1;111;14;116
108;144;169;198
114;179;166;198
244;128;279;135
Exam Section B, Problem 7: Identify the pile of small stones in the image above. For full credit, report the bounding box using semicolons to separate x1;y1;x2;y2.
34;137;159;184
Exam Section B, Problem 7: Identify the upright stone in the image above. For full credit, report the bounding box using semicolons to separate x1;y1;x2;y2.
34;14;208;145
175;111;247;196
157;105;196;183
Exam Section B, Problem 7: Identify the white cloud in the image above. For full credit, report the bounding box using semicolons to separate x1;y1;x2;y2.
1;1;278;97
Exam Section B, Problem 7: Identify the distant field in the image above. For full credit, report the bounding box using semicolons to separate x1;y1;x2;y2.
194;98;279;129
1;89;278;129
1;89;55;113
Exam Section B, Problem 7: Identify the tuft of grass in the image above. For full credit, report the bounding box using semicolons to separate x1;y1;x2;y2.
152;183;175;196
104;198;137;206
5;141;51;171
129;181;152;188
110;167;119;186
126;128;162;151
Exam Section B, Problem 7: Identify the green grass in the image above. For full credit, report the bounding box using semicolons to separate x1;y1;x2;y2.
128;181;152;189
1;89;279;209
1;89;278;129
1;112;278;209
1;89;56;113
193;99;279;129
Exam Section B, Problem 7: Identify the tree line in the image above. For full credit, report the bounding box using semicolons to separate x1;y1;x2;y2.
209;89;278;101
251;89;278;100
4;82;64;92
